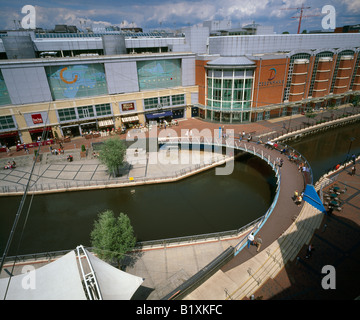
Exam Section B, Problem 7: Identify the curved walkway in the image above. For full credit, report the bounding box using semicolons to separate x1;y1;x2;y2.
1;108;358;300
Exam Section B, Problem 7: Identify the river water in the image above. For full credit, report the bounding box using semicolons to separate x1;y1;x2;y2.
1;121;359;256
0;154;275;256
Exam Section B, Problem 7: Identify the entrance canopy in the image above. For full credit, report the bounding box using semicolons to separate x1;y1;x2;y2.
0;246;143;300
303;184;327;213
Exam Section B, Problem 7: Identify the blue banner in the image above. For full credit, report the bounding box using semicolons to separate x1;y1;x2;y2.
303;184;326;213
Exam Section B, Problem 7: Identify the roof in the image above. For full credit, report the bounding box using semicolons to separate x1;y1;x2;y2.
207;56;255;67
0;246;144;300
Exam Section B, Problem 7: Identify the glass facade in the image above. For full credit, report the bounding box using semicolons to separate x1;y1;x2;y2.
57;103;112;122
137;59;182;90
46;64;108;100
0;70;11;106
205;68;254;123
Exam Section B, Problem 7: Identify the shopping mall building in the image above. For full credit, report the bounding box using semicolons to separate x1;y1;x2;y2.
0;24;359;146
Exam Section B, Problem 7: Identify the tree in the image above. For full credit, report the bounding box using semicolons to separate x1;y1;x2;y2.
98;138;126;177
90;210;136;268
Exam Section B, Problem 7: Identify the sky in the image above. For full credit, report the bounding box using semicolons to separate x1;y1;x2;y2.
0;0;359;34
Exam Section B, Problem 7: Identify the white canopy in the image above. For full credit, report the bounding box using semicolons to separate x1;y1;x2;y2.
0;246;144;300
0;251;86;300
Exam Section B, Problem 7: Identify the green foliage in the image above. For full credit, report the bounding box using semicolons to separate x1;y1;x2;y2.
98;138;126;177
81;144;86;152
90;210;136;267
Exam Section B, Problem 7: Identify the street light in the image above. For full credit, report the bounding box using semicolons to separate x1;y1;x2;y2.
346;137;355;162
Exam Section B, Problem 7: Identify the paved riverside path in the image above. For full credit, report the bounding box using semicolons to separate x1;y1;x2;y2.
1;106;358;300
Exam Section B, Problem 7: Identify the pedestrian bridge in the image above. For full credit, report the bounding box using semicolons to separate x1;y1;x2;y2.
157;135;318;300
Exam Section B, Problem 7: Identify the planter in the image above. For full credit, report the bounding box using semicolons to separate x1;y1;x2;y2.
80;151;87;158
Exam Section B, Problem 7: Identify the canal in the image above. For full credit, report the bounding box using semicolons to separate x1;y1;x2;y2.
1;121;359;256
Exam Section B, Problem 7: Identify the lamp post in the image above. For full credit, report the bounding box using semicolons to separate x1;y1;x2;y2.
346;137;355;162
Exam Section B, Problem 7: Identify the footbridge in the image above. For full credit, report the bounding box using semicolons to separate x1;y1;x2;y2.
157;135;320;300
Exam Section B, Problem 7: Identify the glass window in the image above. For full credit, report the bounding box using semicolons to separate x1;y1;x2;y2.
77;106;95;119
160;96;170;106
58;108;77;122
222;89;232;101
144;97;159;110
223;79;232;89
0;115;16;130
95;103;112;116
213;89;221;101
172;94;185;105
234;90;244;101
245;79;252;88
234;79;244;89
213;79;222;88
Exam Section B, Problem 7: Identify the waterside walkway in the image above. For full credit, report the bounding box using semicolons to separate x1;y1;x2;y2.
1;107;359;300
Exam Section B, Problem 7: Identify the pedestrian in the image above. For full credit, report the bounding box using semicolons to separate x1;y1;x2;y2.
351;166;356;176
255;236;262;252
247;232;254;248
306;244;314;258
296;194;302;207
293;190;299;201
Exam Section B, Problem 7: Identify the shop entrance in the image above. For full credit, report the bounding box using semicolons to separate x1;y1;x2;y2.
62;125;81;138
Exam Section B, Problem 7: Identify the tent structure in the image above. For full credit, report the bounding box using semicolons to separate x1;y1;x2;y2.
0;245;143;300
302;184;327;213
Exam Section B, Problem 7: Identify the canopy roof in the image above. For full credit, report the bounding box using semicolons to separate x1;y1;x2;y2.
0;246;143;300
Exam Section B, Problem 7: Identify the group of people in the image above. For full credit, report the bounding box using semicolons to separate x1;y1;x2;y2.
247;232;263;252
238;131;253;143
50;143;64;155
4;161;16;170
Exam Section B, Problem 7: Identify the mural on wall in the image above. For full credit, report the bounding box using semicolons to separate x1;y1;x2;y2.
46;64;108;100
0;70;11;106
137;59;182;90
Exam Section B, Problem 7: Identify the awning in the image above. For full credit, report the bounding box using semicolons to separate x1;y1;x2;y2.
145;110;173;120
122;115;139;123
28;126;52;134
303;184;327;213
98;119;114;127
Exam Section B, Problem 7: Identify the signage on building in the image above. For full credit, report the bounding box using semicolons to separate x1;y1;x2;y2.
259;68;284;87
121;102;135;111
31;113;43;124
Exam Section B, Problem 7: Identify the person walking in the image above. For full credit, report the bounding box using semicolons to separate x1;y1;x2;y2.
351;166;356;176
247;232;254;248
255;236;263;252
306;244;314;258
